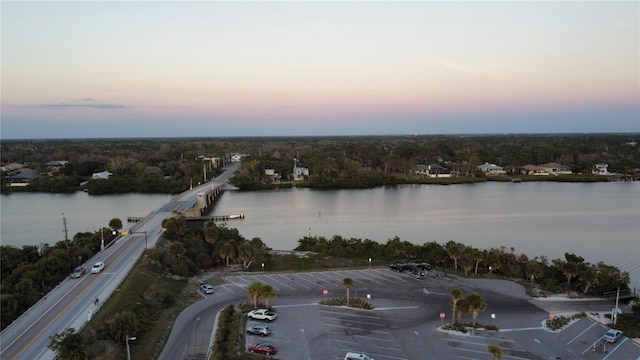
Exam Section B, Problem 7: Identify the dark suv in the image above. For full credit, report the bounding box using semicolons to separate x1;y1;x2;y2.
389;264;403;272
70;266;86;279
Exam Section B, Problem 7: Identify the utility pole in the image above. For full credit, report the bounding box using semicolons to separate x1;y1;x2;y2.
613;286;620;326
62;213;69;250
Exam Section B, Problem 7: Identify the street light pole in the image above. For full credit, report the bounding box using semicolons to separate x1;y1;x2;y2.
369;258;371;269
261;263;264;273
126;335;136;360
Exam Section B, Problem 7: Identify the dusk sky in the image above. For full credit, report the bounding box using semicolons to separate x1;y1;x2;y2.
1;1;638;139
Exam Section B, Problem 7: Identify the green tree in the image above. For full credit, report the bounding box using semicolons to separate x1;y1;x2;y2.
466;293;487;327
48;328;89;360
525;260;544;285
562;262;579;294
342;277;355;305
487;344;504;360
110;311;139;343
260;283;277;308
108;218;123;232
449;288;464;325
237;242;252;268
247;282;262;309
579;267;599;294
204;222;219;245
447;242;461;270
218;241;236;267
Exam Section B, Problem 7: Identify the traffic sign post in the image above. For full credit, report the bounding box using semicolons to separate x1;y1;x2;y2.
440;312;445;326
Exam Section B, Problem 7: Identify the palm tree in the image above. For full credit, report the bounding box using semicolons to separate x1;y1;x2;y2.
447;243;461;270
465;293;487;327
247;282;262;309
218;240;236;267
203;223;218;245
110;311;139;343
168;242;185;260
237;242;252;268
260;283;277;308
449;288;464;325
525;260;544;285
487;344;504;359
562;261;579;294
48;327;89;360
473;249;484;275
342;277;355;305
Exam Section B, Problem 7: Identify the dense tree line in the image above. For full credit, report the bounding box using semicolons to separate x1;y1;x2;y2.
0;226;117;330
294;235;631;296
0;215;271;331
152;217;272;277
2;134;639;193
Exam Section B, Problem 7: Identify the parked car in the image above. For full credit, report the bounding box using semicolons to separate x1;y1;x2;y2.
417;263;432;271
389;264;403;272
246;324;271;336
200;284;214;294
91;261;105;274
248;342;278;355
345;352;374;360
602;329;623;343
401;263;418;272
247;308;277;322
70;266;86;278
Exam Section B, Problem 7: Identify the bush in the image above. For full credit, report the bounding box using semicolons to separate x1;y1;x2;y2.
545;312;586;331
319;297;374;310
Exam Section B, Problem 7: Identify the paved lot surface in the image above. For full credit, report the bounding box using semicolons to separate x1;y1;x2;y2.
163;268;640;360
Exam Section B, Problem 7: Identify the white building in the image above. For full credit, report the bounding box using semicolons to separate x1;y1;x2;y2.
477;162;506;176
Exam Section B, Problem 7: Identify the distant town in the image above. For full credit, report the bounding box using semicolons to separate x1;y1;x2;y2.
1;133;639;193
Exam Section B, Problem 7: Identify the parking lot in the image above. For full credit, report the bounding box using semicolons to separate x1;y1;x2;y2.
225;268;640;359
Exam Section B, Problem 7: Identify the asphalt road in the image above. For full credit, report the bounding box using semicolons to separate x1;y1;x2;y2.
160;268;640;360
0;163;240;360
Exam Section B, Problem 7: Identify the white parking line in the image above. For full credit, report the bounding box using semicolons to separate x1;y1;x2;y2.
289;273;313;289
455;347;531;360
324;323;391;335
602;337;628;360
567;321;597;344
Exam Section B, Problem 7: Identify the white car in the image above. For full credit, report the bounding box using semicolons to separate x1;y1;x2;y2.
200;284;214;294
91;261;105;273
345;352;373;360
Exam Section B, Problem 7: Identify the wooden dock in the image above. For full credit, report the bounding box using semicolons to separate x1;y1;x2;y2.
604;289;638;301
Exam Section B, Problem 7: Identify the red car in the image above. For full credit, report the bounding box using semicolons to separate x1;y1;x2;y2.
248;342;278;355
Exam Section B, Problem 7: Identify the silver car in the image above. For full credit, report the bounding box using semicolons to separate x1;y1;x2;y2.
602;329;623;343
246;324;271;336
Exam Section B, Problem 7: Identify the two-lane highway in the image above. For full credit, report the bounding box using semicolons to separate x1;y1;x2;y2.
0;163;239;360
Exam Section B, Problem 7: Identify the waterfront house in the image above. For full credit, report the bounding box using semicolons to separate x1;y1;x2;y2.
92;170;112;180
593;163;614;175
521;165;548;175
477;162;506;176
539;162;572;175
264;168;281;182
416;164;451;178
292;165;309;181
6;168;40;187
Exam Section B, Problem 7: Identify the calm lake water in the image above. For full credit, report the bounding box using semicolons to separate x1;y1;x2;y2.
2;182;639;290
